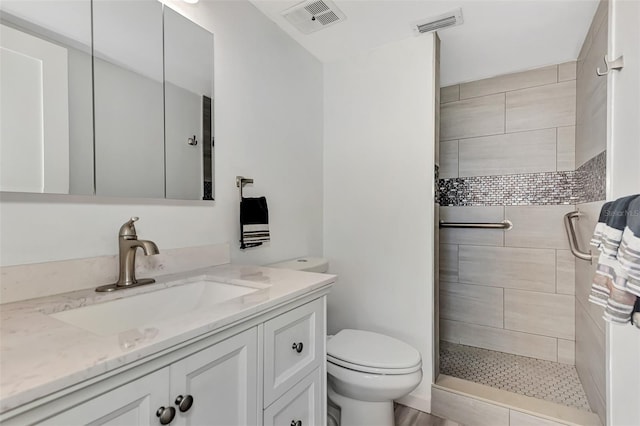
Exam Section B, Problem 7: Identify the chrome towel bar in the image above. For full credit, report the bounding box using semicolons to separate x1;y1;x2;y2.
439;220;513;230
236;176;254;199
564;211;593;263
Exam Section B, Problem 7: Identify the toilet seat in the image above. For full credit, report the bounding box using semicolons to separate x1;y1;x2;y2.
327;329;422;375
327;354;421;375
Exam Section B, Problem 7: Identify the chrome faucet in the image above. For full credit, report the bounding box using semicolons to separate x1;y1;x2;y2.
96;217;160;292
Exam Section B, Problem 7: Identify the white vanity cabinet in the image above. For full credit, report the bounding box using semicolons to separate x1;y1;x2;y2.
263;297;325;426
263;297;324;406
39;328;258;426
263;368;323;426
169;327;258;426
2;295;327;426
40;368;170;425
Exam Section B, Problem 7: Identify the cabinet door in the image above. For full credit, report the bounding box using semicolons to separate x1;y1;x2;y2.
40;368;169;426
170;327;258;426
264;368;322;426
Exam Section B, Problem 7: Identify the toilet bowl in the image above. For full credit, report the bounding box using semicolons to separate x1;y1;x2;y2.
268;258;421;426
326;329;422;426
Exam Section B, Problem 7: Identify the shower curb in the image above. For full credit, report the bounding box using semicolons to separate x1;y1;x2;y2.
432;374;602;426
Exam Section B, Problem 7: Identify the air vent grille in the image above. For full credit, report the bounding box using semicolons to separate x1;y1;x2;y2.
316;11;339;25
414;8;463;34
282;0;347;34
305;1;329;15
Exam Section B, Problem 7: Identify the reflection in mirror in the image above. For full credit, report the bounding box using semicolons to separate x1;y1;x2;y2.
0;0;93;195
93;0;164;198
164;7;214;201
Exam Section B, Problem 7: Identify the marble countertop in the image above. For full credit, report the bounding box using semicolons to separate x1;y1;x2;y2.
0;264;335;413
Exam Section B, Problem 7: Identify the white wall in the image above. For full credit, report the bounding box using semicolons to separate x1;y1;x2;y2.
606;0;640;424
0;0;323;268
323;34;437;410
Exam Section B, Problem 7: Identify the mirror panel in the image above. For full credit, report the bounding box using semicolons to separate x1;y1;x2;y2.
164;7;214;201
0;1;214;200
0;0;93;195
93;0;165;198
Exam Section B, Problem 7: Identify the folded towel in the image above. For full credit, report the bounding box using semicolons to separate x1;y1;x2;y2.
618;196;640;297
240;197;270;249
589;194;640;325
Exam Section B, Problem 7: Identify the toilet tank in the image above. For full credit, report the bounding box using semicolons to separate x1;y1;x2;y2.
268;257;329;273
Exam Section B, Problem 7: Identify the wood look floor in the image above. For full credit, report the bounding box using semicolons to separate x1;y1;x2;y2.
394;404;460;426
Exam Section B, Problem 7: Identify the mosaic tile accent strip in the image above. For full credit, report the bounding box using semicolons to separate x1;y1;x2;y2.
575;150;606;204
440;341;592;412
435;164;440;204
438;171;577;206
437;151;606;206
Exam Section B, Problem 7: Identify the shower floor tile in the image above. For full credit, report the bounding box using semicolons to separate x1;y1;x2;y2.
439;341;591;412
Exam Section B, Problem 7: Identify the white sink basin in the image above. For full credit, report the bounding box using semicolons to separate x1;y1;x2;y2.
50;279;264;336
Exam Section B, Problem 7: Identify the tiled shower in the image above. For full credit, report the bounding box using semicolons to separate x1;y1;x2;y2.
436;1;608;422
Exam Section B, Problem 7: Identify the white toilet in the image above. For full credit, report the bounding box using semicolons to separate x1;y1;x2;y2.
326;330;422;426
269;257;422;426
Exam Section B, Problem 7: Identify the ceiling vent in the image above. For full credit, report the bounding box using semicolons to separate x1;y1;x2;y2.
282;0;347;34
413;8;463;34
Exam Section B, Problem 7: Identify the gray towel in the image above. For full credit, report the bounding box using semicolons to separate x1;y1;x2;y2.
589;195;640;325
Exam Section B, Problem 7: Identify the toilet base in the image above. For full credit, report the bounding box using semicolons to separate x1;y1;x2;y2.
328;383;394;426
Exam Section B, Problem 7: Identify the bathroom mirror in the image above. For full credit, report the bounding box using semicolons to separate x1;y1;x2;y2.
0;0;215;201
93;0;165;198
0;0;94;195
163;7;214;201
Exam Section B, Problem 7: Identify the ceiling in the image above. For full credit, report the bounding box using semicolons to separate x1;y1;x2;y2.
249;0;600;86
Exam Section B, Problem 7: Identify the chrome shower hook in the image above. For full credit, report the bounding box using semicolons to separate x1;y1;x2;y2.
596;54;624;76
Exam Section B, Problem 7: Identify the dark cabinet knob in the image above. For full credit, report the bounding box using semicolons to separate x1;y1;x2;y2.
175;394;194;412
291;342;304;353
156;406;176;425
290;421;302;426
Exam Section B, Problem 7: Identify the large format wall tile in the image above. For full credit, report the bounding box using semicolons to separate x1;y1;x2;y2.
441;319;558;361
576;6;607;168
576;254;606;334
432;388;510;426
441;93;505;141
556;250;575;295
558;61;577;82
440;244;459;282
575;200;606;331
557;126;576;171
440;85;460;104
439;140;458;178
505;205;575;249
575;300;606;423
506;81;576;133
459;65;557;100
459;245;556;293
440;206;504;246
504;289;575;340
458;129;556;176
558;339;575;365
440;282;504;328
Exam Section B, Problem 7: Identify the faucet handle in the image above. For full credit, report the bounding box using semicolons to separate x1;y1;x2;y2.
119;217;139;239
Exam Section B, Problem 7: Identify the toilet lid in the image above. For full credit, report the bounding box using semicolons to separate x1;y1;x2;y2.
327;329;421;373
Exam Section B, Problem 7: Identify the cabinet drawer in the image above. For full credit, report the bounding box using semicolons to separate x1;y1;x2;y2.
263;368;322;426
263;297;325;406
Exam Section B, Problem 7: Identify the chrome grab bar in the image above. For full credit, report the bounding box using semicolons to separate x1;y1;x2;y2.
564;211;593;263
439;220;513;230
